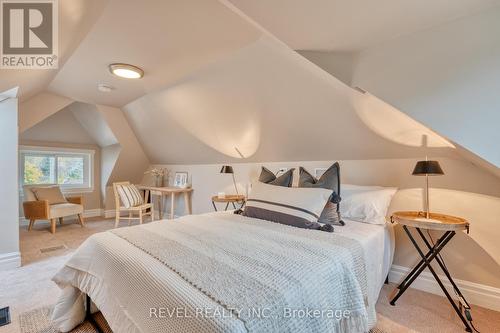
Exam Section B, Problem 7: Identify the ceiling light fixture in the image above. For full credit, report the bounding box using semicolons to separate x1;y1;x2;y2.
109;63;144;79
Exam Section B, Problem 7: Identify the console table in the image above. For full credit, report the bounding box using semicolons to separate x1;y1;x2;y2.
136;185;193;220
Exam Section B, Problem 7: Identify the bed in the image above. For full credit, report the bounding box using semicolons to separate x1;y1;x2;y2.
52;211;394;333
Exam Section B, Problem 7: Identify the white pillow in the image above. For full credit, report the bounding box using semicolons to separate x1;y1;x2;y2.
340;184;397;225
244;181;333;229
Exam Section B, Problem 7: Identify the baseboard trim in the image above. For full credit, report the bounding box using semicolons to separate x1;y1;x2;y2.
0;252;21;270
104;209;179;219
389;264;500;312
19;208;104;226
83;208;103;218
104;209;115;218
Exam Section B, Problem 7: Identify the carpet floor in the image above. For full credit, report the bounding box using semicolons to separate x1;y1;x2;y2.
1;218;499;333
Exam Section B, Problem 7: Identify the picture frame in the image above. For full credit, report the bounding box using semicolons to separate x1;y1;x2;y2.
174;171;189;188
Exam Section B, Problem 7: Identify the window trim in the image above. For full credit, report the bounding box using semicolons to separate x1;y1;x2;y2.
19;145;95;194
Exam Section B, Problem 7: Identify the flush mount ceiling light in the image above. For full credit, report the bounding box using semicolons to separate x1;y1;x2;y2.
109;63;144;79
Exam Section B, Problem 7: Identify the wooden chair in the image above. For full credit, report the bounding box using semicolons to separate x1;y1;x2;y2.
113;182;153;228
23;185;84;234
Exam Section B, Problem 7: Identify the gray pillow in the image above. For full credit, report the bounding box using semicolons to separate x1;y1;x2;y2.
299;162;344;226
259;167;294;187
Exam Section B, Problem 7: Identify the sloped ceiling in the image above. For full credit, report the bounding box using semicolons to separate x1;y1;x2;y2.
47;0;261;107
124;35;457;164
0;0;108;101
227;0;500;51
20;105;97;145
8;0;499;175
351;6;500;170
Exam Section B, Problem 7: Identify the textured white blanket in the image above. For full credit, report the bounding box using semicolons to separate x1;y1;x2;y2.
52;213;373;333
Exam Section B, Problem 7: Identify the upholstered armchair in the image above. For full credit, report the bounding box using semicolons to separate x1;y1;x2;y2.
23;185;85;234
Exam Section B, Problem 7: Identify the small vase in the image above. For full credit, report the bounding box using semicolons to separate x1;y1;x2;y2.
154;176;164;187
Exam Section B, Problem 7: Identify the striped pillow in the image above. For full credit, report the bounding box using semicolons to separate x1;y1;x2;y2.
116;184;143;208
243;181;333;230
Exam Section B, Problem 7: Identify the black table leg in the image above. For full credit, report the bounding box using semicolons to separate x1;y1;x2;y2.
415;228;471;309
212;201;218;211
391;226;472;332
390;230;454;305
393;231;452;294
86;294;103;333
224;202;230;210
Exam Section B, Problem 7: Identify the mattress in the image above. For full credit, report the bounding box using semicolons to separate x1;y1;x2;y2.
333;218;395;308
51;213;394;333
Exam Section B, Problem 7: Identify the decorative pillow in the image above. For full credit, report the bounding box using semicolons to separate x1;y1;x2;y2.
243;181;333;231
340;184;397;225
31;186;67;205
259;167;294;187
116;184;144;208
298;162;343;226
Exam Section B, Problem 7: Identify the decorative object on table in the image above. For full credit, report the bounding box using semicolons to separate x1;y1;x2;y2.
220;165;239;194
144;167;169;187
412;159;444;218
390;211;475;332
212;194;246;211
258;166;294;187
299;162;343;226
173;171;189;188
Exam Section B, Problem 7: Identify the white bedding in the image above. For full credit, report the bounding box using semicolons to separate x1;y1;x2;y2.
52;212;394;333
334;218;395;310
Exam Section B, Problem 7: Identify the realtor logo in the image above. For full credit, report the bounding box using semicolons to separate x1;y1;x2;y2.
1;0;58;68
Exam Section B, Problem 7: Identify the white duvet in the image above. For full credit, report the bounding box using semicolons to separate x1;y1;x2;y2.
52;212;393;333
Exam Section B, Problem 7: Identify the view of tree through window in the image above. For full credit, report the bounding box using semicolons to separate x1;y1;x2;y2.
57;156;84;184
24;156;55;184
22;150;91;189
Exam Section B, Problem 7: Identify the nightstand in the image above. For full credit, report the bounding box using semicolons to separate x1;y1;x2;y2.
390;211;473;332
211;195;245;211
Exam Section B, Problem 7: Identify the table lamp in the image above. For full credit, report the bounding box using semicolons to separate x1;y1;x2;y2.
412;159;444;219
220;165;239;195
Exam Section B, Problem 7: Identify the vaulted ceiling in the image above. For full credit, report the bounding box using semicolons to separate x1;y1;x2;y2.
4;0;500;177
227;0;500;51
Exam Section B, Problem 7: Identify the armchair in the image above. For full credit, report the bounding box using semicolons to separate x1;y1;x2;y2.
23;185;85;234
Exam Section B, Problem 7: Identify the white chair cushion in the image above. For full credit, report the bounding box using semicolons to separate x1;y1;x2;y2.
116;184;144;208
49;203;84;219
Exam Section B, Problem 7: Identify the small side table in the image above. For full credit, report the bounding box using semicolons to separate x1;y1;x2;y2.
211;195;245;211
390;211;473;332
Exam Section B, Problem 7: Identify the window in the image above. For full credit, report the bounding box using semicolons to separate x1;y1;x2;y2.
20;146;94;192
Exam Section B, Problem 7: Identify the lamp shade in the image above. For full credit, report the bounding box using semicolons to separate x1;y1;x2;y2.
220;165;234;174
412;160;444;176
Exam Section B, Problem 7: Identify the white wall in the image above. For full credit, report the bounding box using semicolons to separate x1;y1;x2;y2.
20;107;97;144
146;157;500;290
352;7;500;168
0;98;20;270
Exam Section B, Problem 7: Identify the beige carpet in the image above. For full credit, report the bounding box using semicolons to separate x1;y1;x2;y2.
16;306;388;333
18;307;112;333
1;218;499;333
